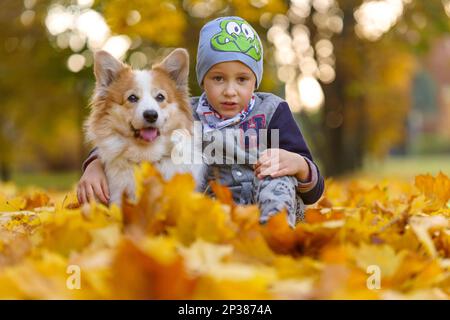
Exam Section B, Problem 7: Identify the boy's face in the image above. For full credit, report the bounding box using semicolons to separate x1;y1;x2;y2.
203;61;256;119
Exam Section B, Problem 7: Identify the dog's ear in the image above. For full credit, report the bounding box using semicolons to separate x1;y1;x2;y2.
94;51;126;91
154;48;189;90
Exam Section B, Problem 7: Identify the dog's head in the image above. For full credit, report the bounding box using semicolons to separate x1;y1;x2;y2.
86;48;192;145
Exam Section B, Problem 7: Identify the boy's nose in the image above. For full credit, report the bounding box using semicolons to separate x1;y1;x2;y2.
223;83;237;96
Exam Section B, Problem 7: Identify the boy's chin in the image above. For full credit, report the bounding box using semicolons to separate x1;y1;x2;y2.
217;107;244;119
220;111;240;119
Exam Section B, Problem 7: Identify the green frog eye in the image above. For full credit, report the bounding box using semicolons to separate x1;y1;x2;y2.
226;21;241;35
241;23;255;40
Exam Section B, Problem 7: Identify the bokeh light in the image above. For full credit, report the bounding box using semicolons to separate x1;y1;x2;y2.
76;10;110;49
102;36;132;60
354;0;406;41
20;10;35;26
77;0;94;8
45;5;75;36
267;0;342;112
298;75;324;111
44;3;132;72
67;54;85;73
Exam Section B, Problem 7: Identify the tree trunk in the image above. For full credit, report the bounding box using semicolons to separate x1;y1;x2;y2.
0;161;11;182
318;4;367;177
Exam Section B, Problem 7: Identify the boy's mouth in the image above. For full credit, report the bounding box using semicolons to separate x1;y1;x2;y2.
221;102;239;108
130;123;160;142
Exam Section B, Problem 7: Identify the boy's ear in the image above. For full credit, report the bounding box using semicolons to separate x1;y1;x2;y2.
94;51;126;90
154;48;189;90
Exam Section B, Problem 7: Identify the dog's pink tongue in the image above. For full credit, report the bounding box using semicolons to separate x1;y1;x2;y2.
139;128;158;142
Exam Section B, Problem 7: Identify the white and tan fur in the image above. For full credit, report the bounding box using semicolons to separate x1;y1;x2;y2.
84;49;204;205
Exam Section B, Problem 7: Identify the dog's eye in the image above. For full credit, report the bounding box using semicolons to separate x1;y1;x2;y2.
127;94;139;103
155;93;165;102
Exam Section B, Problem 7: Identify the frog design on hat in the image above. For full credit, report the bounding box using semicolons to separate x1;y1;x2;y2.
210;18;262;61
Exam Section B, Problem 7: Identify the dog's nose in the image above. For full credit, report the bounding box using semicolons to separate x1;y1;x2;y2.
143;110;158;123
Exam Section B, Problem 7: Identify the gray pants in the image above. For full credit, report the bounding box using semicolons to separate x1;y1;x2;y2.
204;173;305;228
254;176;305;228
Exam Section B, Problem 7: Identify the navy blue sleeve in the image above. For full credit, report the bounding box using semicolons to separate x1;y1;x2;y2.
81;147;98;172
267;101;325;205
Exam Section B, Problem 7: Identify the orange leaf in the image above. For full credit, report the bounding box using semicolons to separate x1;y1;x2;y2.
209;180;235;207
111;238;197;299
261;210;297;254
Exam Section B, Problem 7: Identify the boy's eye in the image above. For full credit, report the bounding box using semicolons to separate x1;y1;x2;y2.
238;77;248;82
155;93;165;102
127;94;139;103
213;76;223;81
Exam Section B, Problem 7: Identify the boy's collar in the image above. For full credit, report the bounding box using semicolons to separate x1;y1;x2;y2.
196;92;257;132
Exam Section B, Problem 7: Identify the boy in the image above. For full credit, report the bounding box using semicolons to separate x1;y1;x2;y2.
78;16;324;227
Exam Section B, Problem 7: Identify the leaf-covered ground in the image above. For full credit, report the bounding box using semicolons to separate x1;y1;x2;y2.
0;164;449;299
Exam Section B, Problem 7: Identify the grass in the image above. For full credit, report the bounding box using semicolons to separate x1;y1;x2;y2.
11;171;80;191
357;154;450;181
4;154;450;191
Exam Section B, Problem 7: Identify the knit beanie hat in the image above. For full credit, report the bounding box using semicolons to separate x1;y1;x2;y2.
196;16;264;89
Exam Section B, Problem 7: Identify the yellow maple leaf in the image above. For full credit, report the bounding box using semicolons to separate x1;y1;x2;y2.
415;172;450;207
350;243;407;278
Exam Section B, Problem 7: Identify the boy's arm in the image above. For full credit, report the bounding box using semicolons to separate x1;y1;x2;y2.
82;147;99;172
267;101;324;205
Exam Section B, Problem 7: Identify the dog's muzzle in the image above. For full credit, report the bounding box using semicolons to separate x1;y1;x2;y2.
130;122;160;143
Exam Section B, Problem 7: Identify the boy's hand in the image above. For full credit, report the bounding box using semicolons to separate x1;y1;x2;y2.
254;148;310;181
77;158;110;205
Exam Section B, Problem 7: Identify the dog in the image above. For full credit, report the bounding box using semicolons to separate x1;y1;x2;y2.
84;48;204;205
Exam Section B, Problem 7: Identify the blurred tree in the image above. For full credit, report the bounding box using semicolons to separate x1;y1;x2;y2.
1;0;287;181
0;0;91;181
98;0;287;96
2;0;450;181
315;1;417;175
276;0;450;176
320;0;450;175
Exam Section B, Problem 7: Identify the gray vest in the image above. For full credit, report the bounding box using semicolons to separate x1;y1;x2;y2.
191;92;284;204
